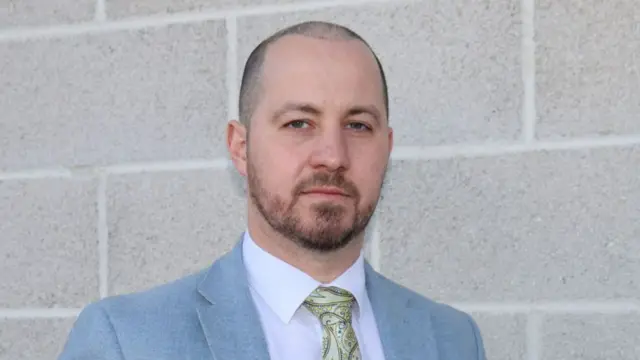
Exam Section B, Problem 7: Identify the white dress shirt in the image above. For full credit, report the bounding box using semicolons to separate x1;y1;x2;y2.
242;231;386;360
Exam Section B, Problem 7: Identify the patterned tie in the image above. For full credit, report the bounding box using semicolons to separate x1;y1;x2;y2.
303;286;361;360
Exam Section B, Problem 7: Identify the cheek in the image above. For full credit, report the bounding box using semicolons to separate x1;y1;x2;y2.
252;146;300;195
359;176;384;198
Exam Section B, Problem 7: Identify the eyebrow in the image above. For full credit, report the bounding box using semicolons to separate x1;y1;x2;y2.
272;102;382;124
347;105;382;125
272;102;321;121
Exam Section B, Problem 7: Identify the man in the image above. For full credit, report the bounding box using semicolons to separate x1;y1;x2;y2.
58;21;486;360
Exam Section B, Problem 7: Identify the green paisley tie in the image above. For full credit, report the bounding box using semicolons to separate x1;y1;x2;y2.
303;286;361;360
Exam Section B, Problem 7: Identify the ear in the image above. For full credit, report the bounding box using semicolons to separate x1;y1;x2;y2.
226;120;248;177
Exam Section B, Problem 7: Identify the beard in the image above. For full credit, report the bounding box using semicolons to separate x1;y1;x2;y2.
247;158;383;253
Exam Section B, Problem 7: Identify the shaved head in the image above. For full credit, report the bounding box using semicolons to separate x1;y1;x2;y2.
238;21;389;128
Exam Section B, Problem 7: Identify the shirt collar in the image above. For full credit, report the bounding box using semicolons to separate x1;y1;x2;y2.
241;230;368;324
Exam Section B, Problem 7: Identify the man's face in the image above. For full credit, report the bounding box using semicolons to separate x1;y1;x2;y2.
241;35;392;252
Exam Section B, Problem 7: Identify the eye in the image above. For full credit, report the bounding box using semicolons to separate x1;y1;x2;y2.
284;120;310;129
346;122;372;131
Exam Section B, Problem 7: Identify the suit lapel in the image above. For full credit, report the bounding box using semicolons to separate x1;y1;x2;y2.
365;263;439;360
196;240;271;360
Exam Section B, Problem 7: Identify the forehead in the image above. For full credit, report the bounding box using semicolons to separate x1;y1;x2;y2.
257;35;385;115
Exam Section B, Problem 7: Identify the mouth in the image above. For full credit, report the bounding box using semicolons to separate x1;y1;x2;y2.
301;187;350;197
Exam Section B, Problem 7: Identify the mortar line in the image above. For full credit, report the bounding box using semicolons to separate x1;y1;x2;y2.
0;168;72;180
2;134;639;181
95;0;107;21
0;308;82;318
369;215;382;272
0;0;417;42
0;160;227;180
98;174;109;299
226;15;239;121
452;301;640;314
521;0;536;142
391;134;640;160
526;313;542;360
105;159;229;173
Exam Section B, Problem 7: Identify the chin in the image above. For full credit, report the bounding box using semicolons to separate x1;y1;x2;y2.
294;230;357;253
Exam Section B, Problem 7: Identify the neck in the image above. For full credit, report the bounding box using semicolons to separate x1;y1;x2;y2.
246;207;364;284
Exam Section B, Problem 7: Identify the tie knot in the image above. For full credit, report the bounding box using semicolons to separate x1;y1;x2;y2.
303;286;356;323
303;286;361;359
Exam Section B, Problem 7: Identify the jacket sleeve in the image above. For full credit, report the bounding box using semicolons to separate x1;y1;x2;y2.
57;302;125;360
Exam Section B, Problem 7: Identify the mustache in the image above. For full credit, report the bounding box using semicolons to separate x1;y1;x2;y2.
294;172;359;198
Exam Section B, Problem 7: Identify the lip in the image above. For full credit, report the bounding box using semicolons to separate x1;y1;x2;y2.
302;187;349;197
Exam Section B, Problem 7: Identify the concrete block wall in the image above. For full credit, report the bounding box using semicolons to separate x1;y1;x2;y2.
1;0;638;358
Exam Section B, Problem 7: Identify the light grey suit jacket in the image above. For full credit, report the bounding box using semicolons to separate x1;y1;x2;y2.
58;239;486;360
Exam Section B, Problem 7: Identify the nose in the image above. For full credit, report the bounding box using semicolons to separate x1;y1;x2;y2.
308;126;350;171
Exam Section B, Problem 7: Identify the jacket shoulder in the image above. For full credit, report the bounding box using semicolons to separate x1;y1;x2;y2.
99;269;205;317
58;270;208;359
370;271;487;360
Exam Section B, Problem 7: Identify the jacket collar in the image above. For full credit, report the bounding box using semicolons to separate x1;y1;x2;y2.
196;238;270;360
